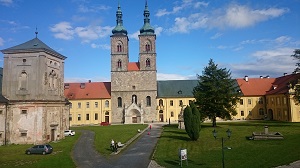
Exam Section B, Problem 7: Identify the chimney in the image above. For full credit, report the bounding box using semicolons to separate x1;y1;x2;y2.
244;76;248;82
260;76;263;79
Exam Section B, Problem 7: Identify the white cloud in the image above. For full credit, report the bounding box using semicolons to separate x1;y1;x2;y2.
157;73;195;80
0;0;13;6
194;1;209;8
229;47;296;78
50;22;74;40
0;37;4;46
78;4;110;13
275;36;291;44
128;31;140;41
210;33;222;39
50;22;113;43
91;43;110;50
155;27;163;36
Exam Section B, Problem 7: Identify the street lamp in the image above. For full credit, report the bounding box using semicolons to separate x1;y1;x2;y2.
212;129;232;168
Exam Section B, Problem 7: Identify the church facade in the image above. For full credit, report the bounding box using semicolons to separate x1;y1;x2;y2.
0;36;69;145
110;2;157;124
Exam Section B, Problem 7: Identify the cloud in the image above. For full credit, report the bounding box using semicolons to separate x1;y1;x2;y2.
0;37;4;46
128;31;140;41
50;21;113;43
157;73;196;80
91;43;110;50
210;33;222;39
0;0;13;6
50;22;74;40
78;4;111;13
229;47;296;78
166;3;288;33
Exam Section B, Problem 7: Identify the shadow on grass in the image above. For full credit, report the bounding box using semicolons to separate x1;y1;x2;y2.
163;159;206;167
161;135;191;141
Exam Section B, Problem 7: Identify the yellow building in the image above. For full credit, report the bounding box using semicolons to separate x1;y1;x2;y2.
64;82;111;126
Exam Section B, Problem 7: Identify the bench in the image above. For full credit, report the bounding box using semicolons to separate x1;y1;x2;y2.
100;122;111;126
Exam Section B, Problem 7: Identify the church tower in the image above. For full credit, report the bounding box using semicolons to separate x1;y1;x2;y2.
111;1;157;124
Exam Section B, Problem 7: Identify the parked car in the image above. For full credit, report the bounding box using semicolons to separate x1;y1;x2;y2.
25;144;53;155
64;130;75;136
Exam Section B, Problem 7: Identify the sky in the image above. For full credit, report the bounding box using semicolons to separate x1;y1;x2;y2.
0;0;299;83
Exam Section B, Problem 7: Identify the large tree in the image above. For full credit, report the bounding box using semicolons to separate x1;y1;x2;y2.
183;102;201;141
193;59;240;127
291;49;300;102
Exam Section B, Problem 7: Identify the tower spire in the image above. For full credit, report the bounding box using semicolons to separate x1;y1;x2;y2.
112;1;127;35
35;26;38;38
140;0;155;35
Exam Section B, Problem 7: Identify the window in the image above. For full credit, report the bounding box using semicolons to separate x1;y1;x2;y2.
283;97;287;105
105;100;109;108
117;60;122;69
0;110;3;115
146;96;151;106
179;100;183;106
249;110;252;115
171;111;174;117
259;108;264;115
277;97;280;105
258;97;263;104
105;111;109;115
23;59;26;63
271;98;274;104
78;114;81;121
21;110;27;114
0;133;2;138
117;43;122;52
95;102;98;108
240;99;243;105
170;100;173;106
241;111;244;116
145;43;150;51
146;58;150;67
69;114;72;121
118;97;122;107
21;133;27;137
78;102;81;108
86;102;90;108
86;114;89;120
19;71;28;90
70;103;72;109
132;95;137;104
95;113;98;120
248;99;252;105
159;99;163;106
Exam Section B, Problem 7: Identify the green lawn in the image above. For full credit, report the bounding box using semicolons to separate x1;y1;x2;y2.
1;122;299;168
0;124;148;168
154;121;300;168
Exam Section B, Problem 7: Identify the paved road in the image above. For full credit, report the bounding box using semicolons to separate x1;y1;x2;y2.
72;124;164;168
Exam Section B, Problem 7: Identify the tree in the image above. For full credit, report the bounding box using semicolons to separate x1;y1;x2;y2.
193;59;240;127
291;49;300;103
183;102;201;141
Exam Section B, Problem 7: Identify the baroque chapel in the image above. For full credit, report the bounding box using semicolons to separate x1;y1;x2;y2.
110;2;157;124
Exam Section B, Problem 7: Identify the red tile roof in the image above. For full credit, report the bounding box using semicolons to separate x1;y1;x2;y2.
236;77;275;96
266;73;300;95
64;82;111;100
128;62;140;71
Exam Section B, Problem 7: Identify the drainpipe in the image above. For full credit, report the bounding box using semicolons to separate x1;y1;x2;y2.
4;101;8;145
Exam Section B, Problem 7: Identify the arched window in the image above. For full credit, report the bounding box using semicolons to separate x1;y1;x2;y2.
159;99;163;106
146;96;151;106
145;43;150;51
117;60;122;69
132;95;137;104
105;100;109;108
171;111;174;117
19;71;28;90
117;43;122;52
105;111;109;115
117;97;122;107
146;58;150;67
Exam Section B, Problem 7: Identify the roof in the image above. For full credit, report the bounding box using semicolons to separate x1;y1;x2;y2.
266;73;300;95
236;77;275;96
128;62;140;71
157;80;198;98
64;82;111;100
1;37;66;60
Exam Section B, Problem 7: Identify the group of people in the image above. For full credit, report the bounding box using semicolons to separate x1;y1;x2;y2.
110;139;124;153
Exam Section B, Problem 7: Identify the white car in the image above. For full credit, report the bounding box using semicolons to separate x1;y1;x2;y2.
64;130;75;136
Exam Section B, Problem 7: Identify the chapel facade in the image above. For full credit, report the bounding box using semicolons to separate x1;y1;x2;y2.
110;2;157;124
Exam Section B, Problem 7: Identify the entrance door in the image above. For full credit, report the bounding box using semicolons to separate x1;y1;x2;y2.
105;116;109;122
132;117;137;123
51;129;55;141
159;114;164;122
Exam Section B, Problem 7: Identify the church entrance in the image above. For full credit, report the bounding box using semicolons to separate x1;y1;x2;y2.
127;109;141;123
159;110;164;122
51;129;55;141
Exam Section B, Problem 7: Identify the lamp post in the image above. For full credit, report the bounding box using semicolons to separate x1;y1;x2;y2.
212;129;232;168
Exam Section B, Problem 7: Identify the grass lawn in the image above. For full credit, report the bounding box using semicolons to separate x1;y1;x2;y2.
72;124;148;156
0;124;147;167
154;121;300;168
